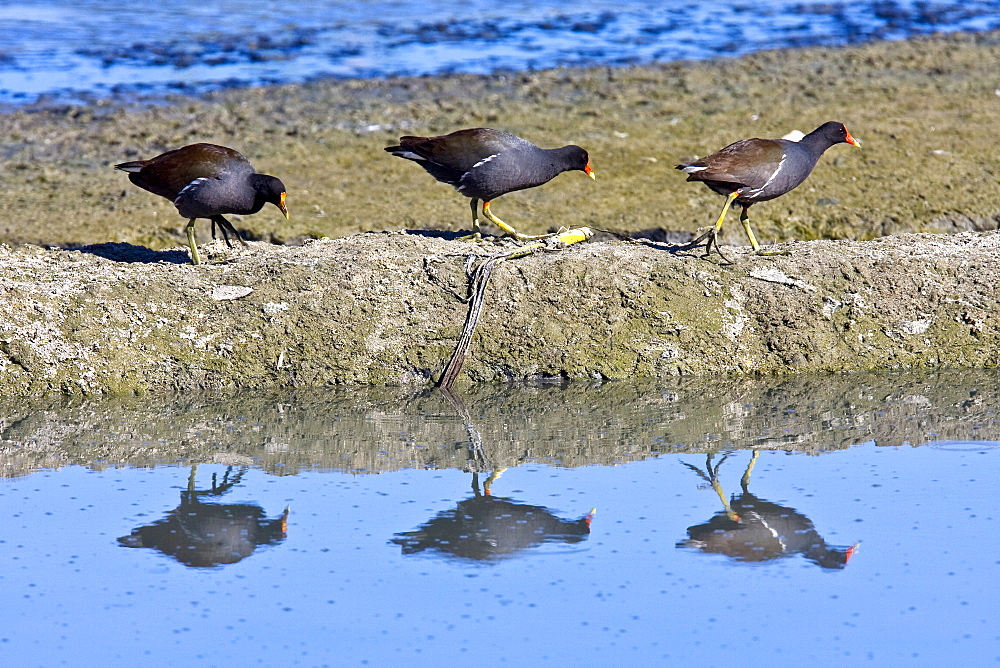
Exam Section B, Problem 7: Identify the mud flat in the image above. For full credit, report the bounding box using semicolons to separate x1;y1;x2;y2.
1;228;998;395
1;31;998;250
2;32;1000;395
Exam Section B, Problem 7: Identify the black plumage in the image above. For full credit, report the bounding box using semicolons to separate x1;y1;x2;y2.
386;128;595;240
115;143;288;264
677;121;860;259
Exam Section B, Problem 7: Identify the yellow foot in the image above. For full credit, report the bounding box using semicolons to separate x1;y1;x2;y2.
503;226;570;242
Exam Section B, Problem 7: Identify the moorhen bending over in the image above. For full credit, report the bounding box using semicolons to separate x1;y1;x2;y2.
385;128;595;240
677;121;860;261
115;143;289;265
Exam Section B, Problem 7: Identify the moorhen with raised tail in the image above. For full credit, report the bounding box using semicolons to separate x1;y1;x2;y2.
385;128;595;240
677;121;860;261
115;143;289;265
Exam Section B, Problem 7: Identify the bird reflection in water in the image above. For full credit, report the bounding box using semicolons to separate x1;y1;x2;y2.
118;465;289;568
391;389;595;562
677;451;859;570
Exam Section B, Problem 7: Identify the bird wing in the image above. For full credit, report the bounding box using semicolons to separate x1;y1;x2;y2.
126;144;252;200
171;176;218;218
682;138;787;190
398;129;531;173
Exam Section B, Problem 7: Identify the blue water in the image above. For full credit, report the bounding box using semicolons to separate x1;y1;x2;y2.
3;371;1000;664
2;0;1000;106
3;442;999;664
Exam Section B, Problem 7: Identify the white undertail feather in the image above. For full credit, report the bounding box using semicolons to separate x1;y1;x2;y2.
680;165;707;173
393;150;425;161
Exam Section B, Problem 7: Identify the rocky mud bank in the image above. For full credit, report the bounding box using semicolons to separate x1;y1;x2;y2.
1;229;998;395
2;32;999;395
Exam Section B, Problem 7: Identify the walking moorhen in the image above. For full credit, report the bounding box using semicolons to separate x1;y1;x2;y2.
385;128;595;240
115;143;289;265
677;121;860;261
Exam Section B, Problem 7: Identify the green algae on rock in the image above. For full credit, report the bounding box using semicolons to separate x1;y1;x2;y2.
1;229;999;396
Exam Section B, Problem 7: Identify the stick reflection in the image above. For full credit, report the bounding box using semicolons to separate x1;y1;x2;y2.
391;389;594;563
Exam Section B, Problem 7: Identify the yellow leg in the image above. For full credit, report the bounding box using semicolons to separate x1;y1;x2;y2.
483;466;508;495
740;206;790;256
468;198;482;239
709;472;740;522
185;219;201;265
715;190;740;236
456;198;488;241
741;450;760;490
482;200;556;241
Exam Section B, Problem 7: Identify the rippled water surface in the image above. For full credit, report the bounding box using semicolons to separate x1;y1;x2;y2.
2;371;1000;664
3;0;1000;105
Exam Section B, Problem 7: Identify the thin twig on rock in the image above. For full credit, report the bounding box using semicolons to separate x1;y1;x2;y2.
437;227;594;390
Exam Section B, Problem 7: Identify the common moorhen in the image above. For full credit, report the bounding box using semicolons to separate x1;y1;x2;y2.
391;469;594;562
391;494;593;562
385;128;595;240
115;143;289;265
118;465;288;568
679;491;859;569
678;451;859;569
677;121;860;260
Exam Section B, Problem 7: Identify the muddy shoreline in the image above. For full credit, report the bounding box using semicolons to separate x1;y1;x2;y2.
2;229;1000;395
2;32;1000;395
2;31;999;251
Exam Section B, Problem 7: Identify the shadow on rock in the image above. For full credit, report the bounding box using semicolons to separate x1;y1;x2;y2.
403;228;470;241
69;242;191;264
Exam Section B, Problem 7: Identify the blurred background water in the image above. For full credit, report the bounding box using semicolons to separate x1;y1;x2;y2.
3;0;1000;106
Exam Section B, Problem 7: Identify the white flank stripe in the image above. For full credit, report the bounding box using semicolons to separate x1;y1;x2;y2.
755;513;788;551
749;153;786;196
174;177;207;205
471;153;499;169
